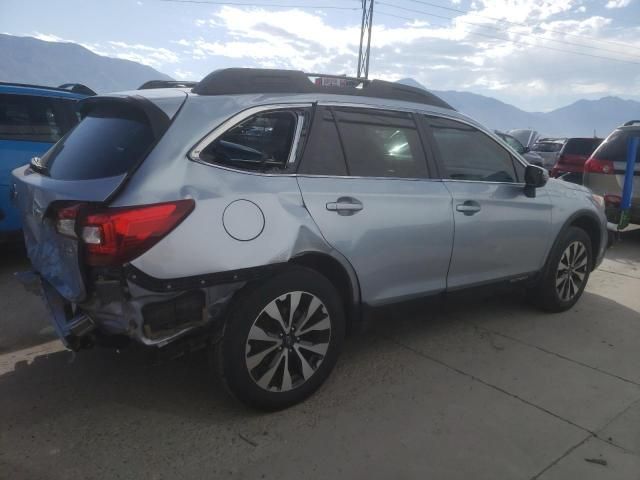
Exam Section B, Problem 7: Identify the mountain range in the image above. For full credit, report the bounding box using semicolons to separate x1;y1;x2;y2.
399;78;640;138
0;34;171;93
1;34;638;138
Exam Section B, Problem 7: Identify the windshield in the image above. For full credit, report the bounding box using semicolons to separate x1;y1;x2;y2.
563;138;603;156
498;133;525;154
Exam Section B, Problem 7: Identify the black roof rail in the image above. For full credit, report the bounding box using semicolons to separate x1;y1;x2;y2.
191;68;454;110
138;80;198;90
623;120;640;127
0;81;95;95
57;83;97;96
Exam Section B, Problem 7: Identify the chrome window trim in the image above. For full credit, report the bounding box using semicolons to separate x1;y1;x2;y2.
287;112;305;164
187;100;529;185
188;102;313;163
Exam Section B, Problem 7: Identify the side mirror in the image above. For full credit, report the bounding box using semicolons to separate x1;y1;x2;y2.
524;164;548;198
522;146;530;153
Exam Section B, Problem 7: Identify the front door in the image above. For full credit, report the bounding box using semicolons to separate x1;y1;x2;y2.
424;115;552;289
297;106;454;306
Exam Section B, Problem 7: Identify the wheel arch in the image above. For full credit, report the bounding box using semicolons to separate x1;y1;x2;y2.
289;251;362;334
553;210;604;271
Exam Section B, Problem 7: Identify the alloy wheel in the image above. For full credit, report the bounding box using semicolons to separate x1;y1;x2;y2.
555;241;588;302
244;291;332;392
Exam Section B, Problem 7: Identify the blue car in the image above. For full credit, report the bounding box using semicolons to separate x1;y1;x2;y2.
0;82;94;240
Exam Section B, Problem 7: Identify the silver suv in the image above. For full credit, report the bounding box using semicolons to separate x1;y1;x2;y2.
13;69;608;409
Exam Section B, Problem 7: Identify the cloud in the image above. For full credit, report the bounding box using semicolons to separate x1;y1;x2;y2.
173;69;195;80
32;32;73;43
605;0;632;8
30;32;182;72
178;5;640;111
107;41;179;68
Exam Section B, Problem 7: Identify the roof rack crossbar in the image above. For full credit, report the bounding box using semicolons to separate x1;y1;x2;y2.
623;120;640;126
191;68;454;110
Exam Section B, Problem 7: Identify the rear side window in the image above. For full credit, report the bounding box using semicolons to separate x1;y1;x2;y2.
199;110;304;172
428;116;518;183
0;94;76;143
42;105;154;180
563;138;602;156
592;130;640;163
333;108;428;178
298;107;347;176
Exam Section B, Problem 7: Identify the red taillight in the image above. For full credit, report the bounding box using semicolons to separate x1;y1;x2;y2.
80;200;195;267
584;157;614;174
54;200;195;266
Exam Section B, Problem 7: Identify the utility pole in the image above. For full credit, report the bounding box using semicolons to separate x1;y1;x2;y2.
357;0;374;79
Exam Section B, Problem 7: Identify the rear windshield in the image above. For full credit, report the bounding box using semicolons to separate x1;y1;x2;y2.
563;138;602;156
592;130;640;163
532;142;562;153
41;105;154;180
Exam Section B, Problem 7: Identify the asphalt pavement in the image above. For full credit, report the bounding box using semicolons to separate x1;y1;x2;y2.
1;231;640;479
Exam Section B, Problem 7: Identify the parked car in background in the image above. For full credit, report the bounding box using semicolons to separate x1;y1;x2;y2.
531;138;565;169
584;121;640;225
13;69;608;409
0;82;94;241
495;131;544;166
508;129;539;149
550;137;603;181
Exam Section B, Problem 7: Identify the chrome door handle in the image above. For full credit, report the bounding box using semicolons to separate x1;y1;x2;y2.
456;201;481;215
326;197;363;215
326;203;363;211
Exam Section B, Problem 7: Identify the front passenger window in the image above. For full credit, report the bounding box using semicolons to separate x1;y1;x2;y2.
428;116;518;183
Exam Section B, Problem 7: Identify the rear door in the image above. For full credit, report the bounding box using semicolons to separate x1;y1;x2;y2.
12;95;180;302
297;106;454;306
424;115;552;289
0;93;77;232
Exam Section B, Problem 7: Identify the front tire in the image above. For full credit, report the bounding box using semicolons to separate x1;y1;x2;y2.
215;266;345;410
530;226;593;312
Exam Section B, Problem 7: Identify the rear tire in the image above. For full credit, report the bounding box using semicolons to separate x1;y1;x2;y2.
529;226;592;312
215;266;345;410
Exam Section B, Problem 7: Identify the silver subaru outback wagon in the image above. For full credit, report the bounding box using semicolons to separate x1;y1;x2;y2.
12;69;608;409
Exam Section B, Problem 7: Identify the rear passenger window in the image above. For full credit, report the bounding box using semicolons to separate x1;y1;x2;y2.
200;110;304;172
334;109;428;178
0;94;76;142
298;107;347;176
427;116;518;183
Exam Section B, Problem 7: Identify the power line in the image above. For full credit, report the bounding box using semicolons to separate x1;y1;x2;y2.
375;9;640;66
377;1;640;61
405;0;640;53
158;0;360;10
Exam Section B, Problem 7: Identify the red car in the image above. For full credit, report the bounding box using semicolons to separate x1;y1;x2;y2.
550;137;603;179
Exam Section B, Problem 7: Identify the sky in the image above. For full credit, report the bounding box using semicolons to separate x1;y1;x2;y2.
2;0;640;111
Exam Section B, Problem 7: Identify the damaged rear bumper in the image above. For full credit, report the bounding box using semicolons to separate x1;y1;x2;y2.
14;268;248;350
15;271;96;350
